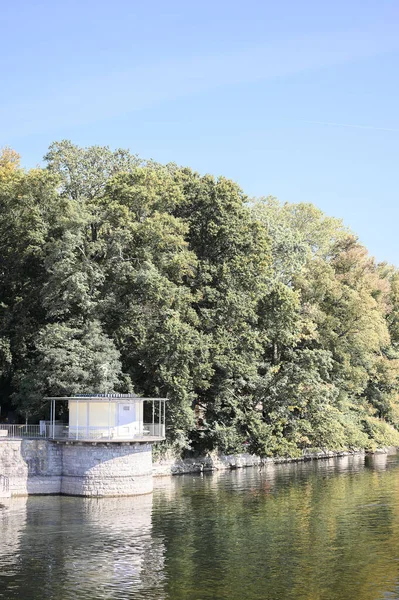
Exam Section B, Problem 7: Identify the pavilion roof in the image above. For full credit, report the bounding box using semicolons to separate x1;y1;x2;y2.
44;394;167;403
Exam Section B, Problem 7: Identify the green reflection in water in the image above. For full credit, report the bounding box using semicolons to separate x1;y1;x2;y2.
153;454;399;600
1;454;399;600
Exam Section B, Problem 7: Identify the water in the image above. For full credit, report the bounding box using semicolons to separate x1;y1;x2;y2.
1;454;399;600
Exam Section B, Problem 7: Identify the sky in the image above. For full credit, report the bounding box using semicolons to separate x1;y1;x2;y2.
2;0;399;264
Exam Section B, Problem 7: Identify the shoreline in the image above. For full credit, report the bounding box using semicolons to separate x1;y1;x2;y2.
152;447;397;477
1;440;396;498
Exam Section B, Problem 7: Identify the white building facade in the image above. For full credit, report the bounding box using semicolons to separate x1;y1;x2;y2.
46;394;166;442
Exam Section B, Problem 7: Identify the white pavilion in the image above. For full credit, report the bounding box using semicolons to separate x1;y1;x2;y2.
45;394;166;442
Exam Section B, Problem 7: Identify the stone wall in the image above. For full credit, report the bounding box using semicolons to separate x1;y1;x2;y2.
0;439;62;495
0;440;153;497
152;452;264;476
152;449;373;476
1;440;386;497
61;442;153;496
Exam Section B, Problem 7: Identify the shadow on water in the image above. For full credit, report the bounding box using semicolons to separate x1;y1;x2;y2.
2;454;399;599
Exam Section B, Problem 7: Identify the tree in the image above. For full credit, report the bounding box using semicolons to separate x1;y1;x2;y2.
44;139;142;201
13;320;122;418
2;141;399;456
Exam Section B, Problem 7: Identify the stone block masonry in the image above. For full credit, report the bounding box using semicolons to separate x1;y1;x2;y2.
61;442;153;496
2;440;374;497
0;439;62;496
0;439;153;497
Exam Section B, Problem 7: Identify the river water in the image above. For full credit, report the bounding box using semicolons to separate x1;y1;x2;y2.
1;453;399;599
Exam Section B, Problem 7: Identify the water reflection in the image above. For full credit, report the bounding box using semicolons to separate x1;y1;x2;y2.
151;454;399;600
0;497;28;577
365;453;389;471
0;494;166;600
2;454;399;599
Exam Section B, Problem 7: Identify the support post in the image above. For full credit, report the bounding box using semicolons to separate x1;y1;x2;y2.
76;400;79;440
152;401;155;437
52;399;55;439
159;399;161;437
49;400;53;439
108;397;110;439
163;400;166;437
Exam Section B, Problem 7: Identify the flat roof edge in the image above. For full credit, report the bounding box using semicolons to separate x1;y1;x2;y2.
44;396;168;401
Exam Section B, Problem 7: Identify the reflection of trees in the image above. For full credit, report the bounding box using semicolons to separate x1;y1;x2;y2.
0;497;28;572
0;495;166;600
152;455;399;600
3;457;399;600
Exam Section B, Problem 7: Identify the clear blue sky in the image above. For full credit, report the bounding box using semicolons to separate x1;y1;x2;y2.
2;0;399;264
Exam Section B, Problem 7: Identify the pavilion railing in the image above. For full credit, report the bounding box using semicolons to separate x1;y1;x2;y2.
0;424;43;439
48;423;166;440
142;423;165;438
0;423;166;441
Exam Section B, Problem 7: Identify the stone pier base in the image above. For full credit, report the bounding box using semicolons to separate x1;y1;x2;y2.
60;442;153;497
0;440;153;497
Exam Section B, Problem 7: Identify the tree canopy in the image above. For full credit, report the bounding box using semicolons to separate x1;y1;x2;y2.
1;142;399;456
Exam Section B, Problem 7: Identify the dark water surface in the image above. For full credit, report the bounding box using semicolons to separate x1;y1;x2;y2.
2;454;399;599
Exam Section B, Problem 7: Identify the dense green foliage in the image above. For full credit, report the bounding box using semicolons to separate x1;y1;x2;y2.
1;141;399;456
